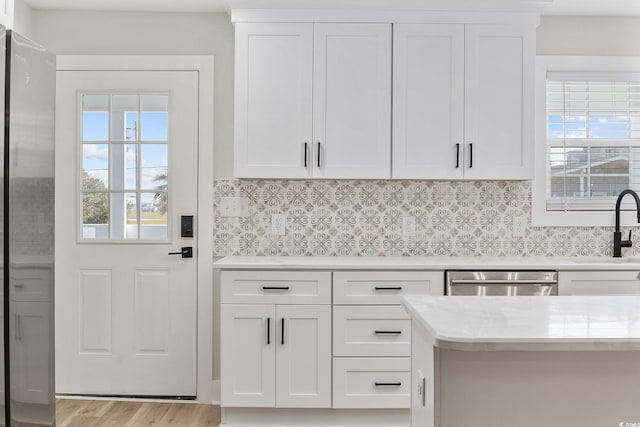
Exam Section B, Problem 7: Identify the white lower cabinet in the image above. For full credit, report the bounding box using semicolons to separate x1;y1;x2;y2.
559;271;640;295
332;271;442;409
333;357;411;409
220;271;332;408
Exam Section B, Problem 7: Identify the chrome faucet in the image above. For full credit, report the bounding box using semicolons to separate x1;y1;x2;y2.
613;189;640;257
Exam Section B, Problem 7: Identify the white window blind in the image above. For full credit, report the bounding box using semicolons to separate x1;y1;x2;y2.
546;71;640;211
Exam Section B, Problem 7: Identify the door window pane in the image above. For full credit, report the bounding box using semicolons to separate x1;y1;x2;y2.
79;92;171;241
82;95;109;141
141;95;169;141
141;144;168;190
140;192;168;240
112;95;139;141
82;192;109;239
82;144;109;189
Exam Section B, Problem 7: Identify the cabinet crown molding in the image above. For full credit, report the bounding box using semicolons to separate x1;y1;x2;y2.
228;0;549;24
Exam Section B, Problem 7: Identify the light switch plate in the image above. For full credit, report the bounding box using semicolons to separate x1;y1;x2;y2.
272;214;286;235
402;216;416;237
512;215;526;238
220;197;249;217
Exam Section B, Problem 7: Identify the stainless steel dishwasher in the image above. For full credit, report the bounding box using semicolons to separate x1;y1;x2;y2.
445;270;558;296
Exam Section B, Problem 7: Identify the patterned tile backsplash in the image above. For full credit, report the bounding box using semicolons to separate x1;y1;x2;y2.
214;179;625;257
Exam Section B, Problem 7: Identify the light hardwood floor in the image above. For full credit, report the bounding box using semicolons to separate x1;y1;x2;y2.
56;399;221;426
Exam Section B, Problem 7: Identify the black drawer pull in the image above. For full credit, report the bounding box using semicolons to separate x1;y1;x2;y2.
375;382;402;387
374;330;402;335
267;318;271;345
374;287;402;291
262;286;290;291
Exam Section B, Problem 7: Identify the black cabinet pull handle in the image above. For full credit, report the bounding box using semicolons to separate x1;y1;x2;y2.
469;143;473;168
374;330;402;335
455;143;460;168
317;142;321;167
262;286;290;291
375;382;402;387
374;286;402;291
304;142;308;167
267;318;271;345
281;318;285;345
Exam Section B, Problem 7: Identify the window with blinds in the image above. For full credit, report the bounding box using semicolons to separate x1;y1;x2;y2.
546;72;640;211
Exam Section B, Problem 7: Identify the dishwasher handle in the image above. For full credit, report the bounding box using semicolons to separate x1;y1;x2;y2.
449;279;558;285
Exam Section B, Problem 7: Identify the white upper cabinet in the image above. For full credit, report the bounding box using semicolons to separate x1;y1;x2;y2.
392;23;535;180
392;24;465;179
464;24;535;180
234;22;392;179
234;23;313;178
313;24;392;179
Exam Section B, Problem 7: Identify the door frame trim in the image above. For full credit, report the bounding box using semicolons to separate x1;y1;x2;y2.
56;55;216;404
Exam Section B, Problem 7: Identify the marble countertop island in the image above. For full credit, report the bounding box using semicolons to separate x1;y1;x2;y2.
403;296;640;427
402;295;640;351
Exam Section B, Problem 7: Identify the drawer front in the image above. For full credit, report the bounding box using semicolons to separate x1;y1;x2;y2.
11;267;53;302
221;270;331;304
333;306;410;357
333;357;410;409
333;271;442;304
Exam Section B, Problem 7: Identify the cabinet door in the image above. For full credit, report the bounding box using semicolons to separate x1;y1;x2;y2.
559;271;640;295
392;24;464;179
276;305;331;408
313;23;392;179
11;302;52;405
464;24;535;180
220;304;276;407
234;23;313;178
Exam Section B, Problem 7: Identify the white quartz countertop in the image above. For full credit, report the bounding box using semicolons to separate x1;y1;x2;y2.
402;295;640;351
213;255;640;270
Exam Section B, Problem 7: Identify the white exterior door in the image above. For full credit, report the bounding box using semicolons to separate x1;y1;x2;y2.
234;23;313;179
276;305;331;408
464;24;535;180
313;23;392;179
220;304;276;407
55;70;199;396
392;24;465;179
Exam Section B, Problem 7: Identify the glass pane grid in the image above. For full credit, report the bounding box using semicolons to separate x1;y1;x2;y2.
80;92;170;241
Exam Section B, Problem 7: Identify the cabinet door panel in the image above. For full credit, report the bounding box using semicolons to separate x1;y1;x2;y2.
276;305;331;408
234;23;313;178
393;24;464;179
220;304;276;407
464;24;534;180
313;23;391;179
559;271;640;295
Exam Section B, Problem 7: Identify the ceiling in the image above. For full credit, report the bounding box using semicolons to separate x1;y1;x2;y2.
21;0;640;16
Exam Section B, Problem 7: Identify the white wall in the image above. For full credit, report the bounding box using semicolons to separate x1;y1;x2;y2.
537;16;640;56
13;0;34;38
31;10;235;179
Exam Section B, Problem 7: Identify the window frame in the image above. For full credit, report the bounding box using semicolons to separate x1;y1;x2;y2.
533;55;640;227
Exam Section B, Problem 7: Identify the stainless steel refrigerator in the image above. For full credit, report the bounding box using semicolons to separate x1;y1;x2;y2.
0;28;56;426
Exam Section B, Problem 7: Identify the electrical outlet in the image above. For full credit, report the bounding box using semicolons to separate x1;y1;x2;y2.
220;197;249;217
512;215;527;238
272;214;286;235
402;216;416;237
418;370;426;407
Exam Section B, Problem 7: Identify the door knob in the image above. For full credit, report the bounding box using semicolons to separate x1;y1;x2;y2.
168;247;193;258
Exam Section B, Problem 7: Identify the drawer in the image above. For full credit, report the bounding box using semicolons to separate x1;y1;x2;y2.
333;357;410;409
333;271;442;304
10;267;53;302
221;270;331;304
333;306;410;357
